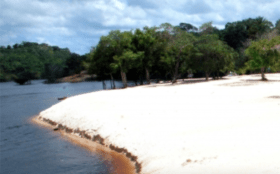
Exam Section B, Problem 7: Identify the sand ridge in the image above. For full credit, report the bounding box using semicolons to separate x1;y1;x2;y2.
31;117;137;174
36;73;280;174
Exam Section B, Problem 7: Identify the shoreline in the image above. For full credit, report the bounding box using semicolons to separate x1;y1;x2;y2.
32;73;280;173
31;116;139;174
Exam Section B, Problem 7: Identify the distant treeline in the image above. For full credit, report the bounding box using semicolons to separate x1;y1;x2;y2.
1;17;280;85
0;42;87;84
85;17;280;87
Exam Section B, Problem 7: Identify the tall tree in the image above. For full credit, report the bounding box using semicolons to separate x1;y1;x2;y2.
245;17;273;40
159;23;195;83
178;23;198;32
109;31;145;88
199;21;220;36
111;50;143;88
88;35;116;89
192;34;235;80
276;19;280;34
245;36;280;80
132;27;158;84
223;21;248;50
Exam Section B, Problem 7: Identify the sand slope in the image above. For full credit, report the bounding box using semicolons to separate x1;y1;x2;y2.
38;73;280;174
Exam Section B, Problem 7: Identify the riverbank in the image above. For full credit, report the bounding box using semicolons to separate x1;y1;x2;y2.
56;71;96;83
31;117;137;174
35;73;280;174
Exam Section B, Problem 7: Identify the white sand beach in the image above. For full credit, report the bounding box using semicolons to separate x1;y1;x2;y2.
36;73;280;174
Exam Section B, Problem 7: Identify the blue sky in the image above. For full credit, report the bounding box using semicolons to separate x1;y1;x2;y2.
1;0;280;55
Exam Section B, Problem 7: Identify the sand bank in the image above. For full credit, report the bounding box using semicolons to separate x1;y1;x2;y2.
31;117;137;174
36;73;280;174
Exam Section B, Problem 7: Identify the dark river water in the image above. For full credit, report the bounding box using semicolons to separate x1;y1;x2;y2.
0;80;126;174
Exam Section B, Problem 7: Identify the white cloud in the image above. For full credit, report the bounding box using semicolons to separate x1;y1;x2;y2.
80;28;110;36
25;27;75;36
1;0;280;54
112;0;126;10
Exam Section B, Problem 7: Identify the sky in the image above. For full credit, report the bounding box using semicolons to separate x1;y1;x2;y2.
1;0;280;55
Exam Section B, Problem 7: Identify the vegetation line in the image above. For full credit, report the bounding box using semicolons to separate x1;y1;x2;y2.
1;17;280;85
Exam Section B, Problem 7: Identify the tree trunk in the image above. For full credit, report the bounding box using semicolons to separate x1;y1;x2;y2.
145;67;150;85
261;67;267;81
121;71;128;88
205;72;210;81
102;80;106;90
172;58;180;84
217;72;220;79
140;76;143;85
212;72;216;80
110;73;116;89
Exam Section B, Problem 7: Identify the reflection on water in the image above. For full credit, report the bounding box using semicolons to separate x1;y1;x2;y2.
0;80;125;174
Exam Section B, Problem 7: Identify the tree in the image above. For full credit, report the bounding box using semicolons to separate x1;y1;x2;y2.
276;19;280;34
64;53;86;75
223;21;248;50
13;44;19;49
222;17;274;73
223;17;274;50
245;36;280;80
43;46;70;83
10;52;42;84
88;35;116;89
199;21;220;36
192;34;235;80
88;30;141;88
212;42;236;78
109;30;145;88
158;23;196;83
243;17;273;40
199;22;213;34
132;27;158;84
0;41;75;84
178;23;198;32
111;50;143;88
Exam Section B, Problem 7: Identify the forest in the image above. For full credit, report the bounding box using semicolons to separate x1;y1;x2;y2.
1;17;280;86
0;42;87;84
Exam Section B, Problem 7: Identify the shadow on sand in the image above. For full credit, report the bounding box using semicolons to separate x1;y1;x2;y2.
145;77;228;88
219;79;280;87
268;96;280;99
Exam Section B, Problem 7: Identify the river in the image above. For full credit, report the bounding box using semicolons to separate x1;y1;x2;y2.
0;80;127;174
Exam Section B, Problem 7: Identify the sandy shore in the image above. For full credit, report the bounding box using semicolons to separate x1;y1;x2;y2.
35;73;280;174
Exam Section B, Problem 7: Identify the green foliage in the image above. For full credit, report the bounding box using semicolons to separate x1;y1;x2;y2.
84;18;278;85
64;53;87;75
221;16;274;73
111;50;144;73
199;22;220;36
159;24;196;80
0;42;84;84
276;19;280;28
222;21;248;50
88;30;133;78
276;19;280;34
132;27;157;68
178;23;198;32
192;34;236;79
199;22;213;32
245;36;280;70
223;17;273;49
